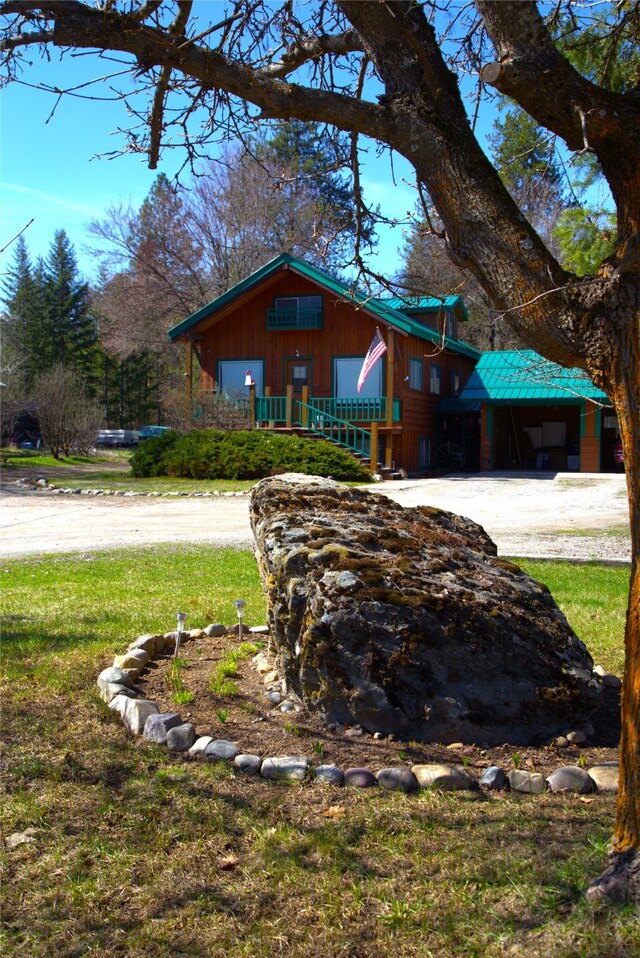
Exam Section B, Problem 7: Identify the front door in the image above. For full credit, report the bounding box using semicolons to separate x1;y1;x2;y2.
285;358;312;396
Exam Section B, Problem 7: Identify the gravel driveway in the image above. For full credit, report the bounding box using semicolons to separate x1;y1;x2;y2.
0;471;630;562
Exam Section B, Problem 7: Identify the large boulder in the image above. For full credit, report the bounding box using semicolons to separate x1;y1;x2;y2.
250;475;601;745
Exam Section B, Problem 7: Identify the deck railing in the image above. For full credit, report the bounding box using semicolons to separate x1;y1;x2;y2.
308;397;382;422
254;395;400;425
194;394;251;429
294;401;372;459
255;395;288;423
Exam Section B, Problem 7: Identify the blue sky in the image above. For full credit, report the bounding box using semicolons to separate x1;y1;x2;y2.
0;40;421;288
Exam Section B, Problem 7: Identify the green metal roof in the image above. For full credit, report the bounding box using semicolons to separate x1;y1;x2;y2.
458;350;609;403
379;294;469;320
167;252;480;359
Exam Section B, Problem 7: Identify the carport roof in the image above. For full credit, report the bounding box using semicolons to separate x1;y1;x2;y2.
458;350;610;403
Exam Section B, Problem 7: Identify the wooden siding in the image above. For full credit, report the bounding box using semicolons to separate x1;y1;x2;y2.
198;270;388;397
580;400;600;472
192;266;476;474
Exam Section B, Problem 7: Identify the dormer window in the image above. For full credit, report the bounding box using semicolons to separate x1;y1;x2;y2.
267;295;323;329
444;313;456;340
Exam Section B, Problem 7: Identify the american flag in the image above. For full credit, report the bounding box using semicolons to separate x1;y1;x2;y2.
357;328;387;393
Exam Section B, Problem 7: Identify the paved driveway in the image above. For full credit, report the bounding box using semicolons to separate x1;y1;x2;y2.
0;472;630;561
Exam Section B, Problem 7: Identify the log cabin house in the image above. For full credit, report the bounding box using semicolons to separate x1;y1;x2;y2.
168;253;617;475
168;252;479;476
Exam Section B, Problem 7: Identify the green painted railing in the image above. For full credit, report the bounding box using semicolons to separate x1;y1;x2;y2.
309;397;382;421
255;396;400;424
266;307;323;329
255;395;288;422
294;401;371;459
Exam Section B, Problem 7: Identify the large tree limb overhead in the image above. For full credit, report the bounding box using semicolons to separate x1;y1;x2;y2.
0;0;391;141
476;0;640;234
0;0;581;366
256;30;365;79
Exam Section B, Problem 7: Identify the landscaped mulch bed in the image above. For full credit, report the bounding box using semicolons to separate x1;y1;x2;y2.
136;627;620;780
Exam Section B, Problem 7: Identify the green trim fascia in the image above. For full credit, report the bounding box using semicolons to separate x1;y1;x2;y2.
479;398;596;407
168;255;295;341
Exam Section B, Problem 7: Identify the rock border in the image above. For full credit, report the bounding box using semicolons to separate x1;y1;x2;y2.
15;477;248;498
97;623;620;797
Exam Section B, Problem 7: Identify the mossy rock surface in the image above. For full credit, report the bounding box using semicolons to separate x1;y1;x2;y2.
250;474;601;745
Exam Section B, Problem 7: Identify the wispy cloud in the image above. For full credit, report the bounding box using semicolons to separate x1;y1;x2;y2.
1;182;103;217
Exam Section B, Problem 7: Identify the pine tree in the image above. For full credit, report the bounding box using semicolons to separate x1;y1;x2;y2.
256;121;376;269
488;106;568;240
1;236;46;387
2;232;99;392
41;230;99;389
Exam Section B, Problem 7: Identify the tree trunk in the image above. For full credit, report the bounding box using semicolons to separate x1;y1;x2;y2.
586;319;640;902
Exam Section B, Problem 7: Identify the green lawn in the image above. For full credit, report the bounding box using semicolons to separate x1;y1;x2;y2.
1;549;636;957
518;560;628;675
1;448;256;494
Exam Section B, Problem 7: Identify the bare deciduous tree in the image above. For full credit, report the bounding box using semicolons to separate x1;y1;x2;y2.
33;364;103;459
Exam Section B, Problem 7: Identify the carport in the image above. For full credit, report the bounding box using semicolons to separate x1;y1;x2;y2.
457;350;616;473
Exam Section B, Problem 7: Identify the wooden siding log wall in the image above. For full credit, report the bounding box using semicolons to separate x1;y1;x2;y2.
194;268;476;474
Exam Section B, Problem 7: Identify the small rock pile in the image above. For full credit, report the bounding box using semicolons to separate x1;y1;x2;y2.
97;623;620;798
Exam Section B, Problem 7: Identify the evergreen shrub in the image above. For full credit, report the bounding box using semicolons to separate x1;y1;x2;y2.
129;429;371;482
129;430;182;477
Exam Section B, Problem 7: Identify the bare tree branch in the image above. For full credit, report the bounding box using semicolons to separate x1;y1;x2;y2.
477;0;640;232
256;29;364;78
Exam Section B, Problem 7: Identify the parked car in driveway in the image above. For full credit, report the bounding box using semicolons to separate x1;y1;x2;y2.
96;429;140;448
138;425;172;440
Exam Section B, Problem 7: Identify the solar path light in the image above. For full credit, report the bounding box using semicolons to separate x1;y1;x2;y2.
174;612;188;658
235;599;246;642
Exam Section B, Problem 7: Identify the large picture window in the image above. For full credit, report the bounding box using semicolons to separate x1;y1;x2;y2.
218;360;264;398
334;357;382;398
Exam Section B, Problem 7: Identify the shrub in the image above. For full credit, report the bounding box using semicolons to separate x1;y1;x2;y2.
130;429;371;482
129;430;182;477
